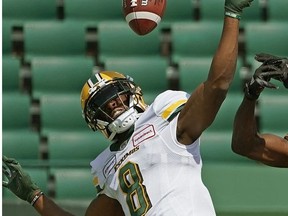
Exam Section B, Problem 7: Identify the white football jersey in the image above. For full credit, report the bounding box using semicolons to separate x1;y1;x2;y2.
90;90;216;216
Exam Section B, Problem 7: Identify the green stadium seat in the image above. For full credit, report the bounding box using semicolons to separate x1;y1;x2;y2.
159;0;195;29
2;131;40;162
31;57;94;100
177;57;244;93
2;21;14;55
267;0;288;21
3;168;49;200
3;0;57;26
199;0;225;21
202;163;288;215
171;22;222;62
3;93;31;130
178;57;211;93
40;94;88;136
64;0;123;26
104;57;169;104
51;168;97;200
97;21;162;63
47;131;110;166
24;21;88;61
200;131;257;164
207;93;242;132
2;56;21;93
259;94;288;134
245;22;288;63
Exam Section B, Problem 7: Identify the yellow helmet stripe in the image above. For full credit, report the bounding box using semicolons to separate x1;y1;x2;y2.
161;99;187;120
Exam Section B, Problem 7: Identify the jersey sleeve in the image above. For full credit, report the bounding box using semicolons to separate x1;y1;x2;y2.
152;90;189;122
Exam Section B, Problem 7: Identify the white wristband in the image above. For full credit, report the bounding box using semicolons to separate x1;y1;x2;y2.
30;191;44;206
225;11;241;20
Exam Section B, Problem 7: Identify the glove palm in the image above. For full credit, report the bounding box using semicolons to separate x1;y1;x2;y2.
2;156;40;203
255;53;288;88
245;54;288;100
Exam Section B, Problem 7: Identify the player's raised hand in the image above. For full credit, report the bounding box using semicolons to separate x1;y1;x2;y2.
225;0;254;19
3;156;41;203
255;53;288;88
244;63;284;100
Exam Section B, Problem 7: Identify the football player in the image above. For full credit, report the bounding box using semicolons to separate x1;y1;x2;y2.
3;0;254;215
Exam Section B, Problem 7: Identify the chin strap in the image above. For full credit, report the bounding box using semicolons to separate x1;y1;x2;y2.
108;107;140;141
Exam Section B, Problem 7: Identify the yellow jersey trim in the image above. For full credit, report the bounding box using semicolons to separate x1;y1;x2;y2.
161;99;187;120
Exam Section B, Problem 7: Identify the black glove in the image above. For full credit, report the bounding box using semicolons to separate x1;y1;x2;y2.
2;156;42;204
255;53;288;88
225;0;254;20
245;63;283;100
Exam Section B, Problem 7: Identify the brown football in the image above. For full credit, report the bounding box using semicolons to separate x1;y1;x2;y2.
122;0;166;35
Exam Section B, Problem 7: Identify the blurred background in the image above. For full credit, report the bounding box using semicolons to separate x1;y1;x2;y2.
2;0;288;215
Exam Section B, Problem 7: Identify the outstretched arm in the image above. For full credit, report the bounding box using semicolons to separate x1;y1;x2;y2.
232;97;288;168
2;156;124;216
177;0;253;144
232;54;288;168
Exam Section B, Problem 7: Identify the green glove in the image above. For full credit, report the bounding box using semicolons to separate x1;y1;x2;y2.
2;156;41;203
225;0;254;20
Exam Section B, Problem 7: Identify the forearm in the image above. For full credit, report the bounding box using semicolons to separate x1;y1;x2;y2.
232;97;258;154
208;16;239;90
34;194;75;216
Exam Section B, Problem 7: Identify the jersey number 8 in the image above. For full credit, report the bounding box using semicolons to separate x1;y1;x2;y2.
119;161;152;216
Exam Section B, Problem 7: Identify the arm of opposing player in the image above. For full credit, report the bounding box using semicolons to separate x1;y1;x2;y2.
232;97;288;168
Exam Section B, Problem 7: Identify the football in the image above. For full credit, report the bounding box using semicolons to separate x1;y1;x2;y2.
122;0;166;35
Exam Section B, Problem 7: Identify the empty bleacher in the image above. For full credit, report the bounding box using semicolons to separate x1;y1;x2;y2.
2;0;287;215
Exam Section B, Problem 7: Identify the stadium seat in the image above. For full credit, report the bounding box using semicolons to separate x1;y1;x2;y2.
178;57;211;93
51;168;97;200
24;21;88;61
267;0;288;21
31;57;94;100
2;131;40;162
171;22;222;62
104;57;169;104
47;131;110;166
3;93;31;130
3;168;49;199
202;163;288;215
64;0;123;26
97;21;162;63
2;56;21;93
40;94;88;136
3;0;57;26
199;0;263;24
259;94;288;134
2;21;14;55
177;57;244;94
245;22;288;63
200;131;256;164
159;0;195;29
207;93;242;132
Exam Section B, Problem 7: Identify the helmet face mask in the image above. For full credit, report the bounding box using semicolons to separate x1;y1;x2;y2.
85;80;131;122
81;71;147;141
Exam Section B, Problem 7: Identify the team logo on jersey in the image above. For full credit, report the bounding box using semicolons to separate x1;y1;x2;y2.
132;124;155;147
103;156;116;178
